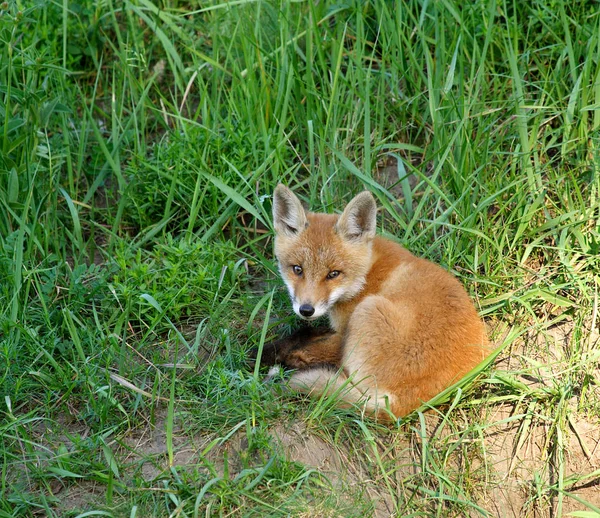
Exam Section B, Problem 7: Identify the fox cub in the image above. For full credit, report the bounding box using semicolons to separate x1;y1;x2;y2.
260;184;489;420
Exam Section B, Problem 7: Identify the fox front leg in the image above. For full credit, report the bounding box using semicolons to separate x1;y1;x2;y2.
254;326;342;370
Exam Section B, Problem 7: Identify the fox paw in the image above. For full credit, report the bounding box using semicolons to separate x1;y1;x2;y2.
265;365;283;382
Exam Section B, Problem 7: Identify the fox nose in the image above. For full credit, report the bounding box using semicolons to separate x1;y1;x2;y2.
299;304;315;317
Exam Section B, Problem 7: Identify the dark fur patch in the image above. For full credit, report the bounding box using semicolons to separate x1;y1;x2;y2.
249;326;335;368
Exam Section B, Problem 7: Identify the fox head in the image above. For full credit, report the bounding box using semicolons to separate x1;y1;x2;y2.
272;184;377;321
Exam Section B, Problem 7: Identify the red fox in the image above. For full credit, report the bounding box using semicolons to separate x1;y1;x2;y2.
260;184;490;421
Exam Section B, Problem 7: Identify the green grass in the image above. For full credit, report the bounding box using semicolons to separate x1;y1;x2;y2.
1;0;600;515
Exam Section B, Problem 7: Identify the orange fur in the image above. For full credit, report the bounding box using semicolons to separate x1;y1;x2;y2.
264;185;490;420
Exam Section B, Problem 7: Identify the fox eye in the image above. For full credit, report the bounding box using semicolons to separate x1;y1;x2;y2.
326;270;341;280
292;265;303;276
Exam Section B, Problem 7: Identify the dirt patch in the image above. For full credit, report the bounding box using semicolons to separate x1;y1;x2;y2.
475;320;600;517
54;482;106;517
480;403;600;517
480;403;541;517
270;420;415;517
119;408;202;481
271;421;343;473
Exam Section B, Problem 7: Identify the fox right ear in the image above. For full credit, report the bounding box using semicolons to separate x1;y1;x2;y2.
272;185;308;237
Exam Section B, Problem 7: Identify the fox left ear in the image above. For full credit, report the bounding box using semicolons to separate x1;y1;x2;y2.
336;191;377;241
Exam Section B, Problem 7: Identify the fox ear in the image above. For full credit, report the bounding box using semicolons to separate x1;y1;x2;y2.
336;191;377;241
273;184;308;237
